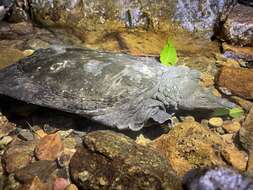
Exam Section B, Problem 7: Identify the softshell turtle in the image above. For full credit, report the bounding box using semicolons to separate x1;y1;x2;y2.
0;47;235;130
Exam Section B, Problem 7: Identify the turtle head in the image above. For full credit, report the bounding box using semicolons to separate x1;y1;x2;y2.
178;88;236;111
157;66;236;112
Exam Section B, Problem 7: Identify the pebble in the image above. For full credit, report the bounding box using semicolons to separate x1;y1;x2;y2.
18;129;35;141
208;117;223;128
65;184;78;190
23;49;34;57
53;178;69;190
223;121;241;134
35;133;64;161
0;136;13;147
135;134;151;146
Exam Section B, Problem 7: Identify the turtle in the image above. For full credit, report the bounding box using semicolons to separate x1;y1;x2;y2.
0;46;235;131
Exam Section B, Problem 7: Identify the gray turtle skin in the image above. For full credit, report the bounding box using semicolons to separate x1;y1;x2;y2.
0;47;235;130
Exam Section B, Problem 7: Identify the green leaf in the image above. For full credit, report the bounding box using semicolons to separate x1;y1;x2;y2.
212;107;244;118
160;38;178;66
229;108;244;118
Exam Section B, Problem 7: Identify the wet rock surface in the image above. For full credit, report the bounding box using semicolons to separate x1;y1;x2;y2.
70;130;181;190
152;120;247;176
217;66;253;99
220;3;253;46
29;0;236;38
222;43;253;63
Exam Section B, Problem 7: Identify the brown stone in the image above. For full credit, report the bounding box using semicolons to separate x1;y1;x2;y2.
0;114;16;138
15;160;58;184
239;106;253;174
3;139;36;173
65;184;78;190
217;66;253;99
53;178;69;190
35;133;64;161
18;176;47;190
222;43;253;62
220;4;253;46
70;130;181;190
221;147;247;171
151;120;248;176
222;121;241;134
230;96;253;112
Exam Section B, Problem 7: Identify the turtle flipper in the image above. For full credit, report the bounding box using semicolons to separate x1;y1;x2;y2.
92;98;171;131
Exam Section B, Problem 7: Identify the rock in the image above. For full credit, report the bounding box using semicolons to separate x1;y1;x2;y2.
3;139;36;173
23;49;35;57
222;43;253;62
135;134;151;146
0;114;16;138
53;178;69;190
4;173;21;190
15;160;58;184
217;66;253;99
219;4;253;46
17;129;35;141
240;106;253;174
222;134;234;144
7;0;30;23
0;135;13;148
18;176;47;190
182;167;253;190
70;130;181;190
35;133;64;161
65;184;78;190
230;96;253;112
30;0;236;38
223;120;241;133
222;147;247;171
152;120;248;176
208;117;223;128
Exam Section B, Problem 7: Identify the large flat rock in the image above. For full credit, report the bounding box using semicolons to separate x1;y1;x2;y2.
70;130;181;190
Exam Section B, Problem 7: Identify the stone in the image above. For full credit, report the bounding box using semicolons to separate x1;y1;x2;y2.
221;147;247;171
183;167;253;190
17;129;35;141
222;121;241;134
0;47;25;69
222;134;234;144
65;184;78;190
23;49;35;57
135;134;151;146
152;120;248;176
0;136;13;148
217;66;253;99
230;96;253;112
53;178;69;190
0;114;16;138
3;139;36;173
70;130;181;190
15;160;58;184
29;0;236;38
219;4;253;46
239;107;253;173
35;133;64;161
18;176;47;190
208;117;223;128
222;43;253;62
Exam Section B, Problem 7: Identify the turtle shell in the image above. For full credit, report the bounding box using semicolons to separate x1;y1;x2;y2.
0;47;169;129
